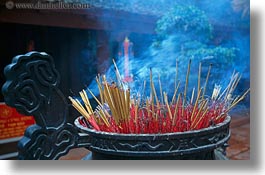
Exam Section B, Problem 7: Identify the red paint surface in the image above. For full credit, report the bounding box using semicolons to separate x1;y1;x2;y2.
0;103;35;139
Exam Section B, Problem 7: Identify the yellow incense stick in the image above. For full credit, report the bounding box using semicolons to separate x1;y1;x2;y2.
172;93;181;126
182;59;191;117
202;63;212;98
164;92;173;120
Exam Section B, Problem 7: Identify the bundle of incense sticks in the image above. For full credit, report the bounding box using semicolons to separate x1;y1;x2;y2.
69;60;250;134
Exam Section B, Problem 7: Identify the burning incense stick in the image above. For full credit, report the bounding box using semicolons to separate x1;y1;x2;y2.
202;63;212;98
182;59;191;119
158;74;163;105
197;62;202;96
184;59;192;105
172;93;182;126
171;80;180;105
69;59;249;134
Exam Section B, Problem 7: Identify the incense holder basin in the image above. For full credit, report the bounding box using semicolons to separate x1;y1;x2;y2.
2;52;233;160
75;116;231;160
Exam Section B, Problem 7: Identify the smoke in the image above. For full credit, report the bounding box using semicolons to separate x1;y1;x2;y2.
84;0;250;107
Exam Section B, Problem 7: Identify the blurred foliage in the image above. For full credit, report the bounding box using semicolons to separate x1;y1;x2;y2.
154;5;238;66
156;5;213;42
180;46;239;64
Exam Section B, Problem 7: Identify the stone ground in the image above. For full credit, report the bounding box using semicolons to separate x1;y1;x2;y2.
226;112;250;160
60;112;250;160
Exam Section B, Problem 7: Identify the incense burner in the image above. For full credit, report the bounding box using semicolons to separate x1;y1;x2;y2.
2;52;230;160
75;116;230;160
